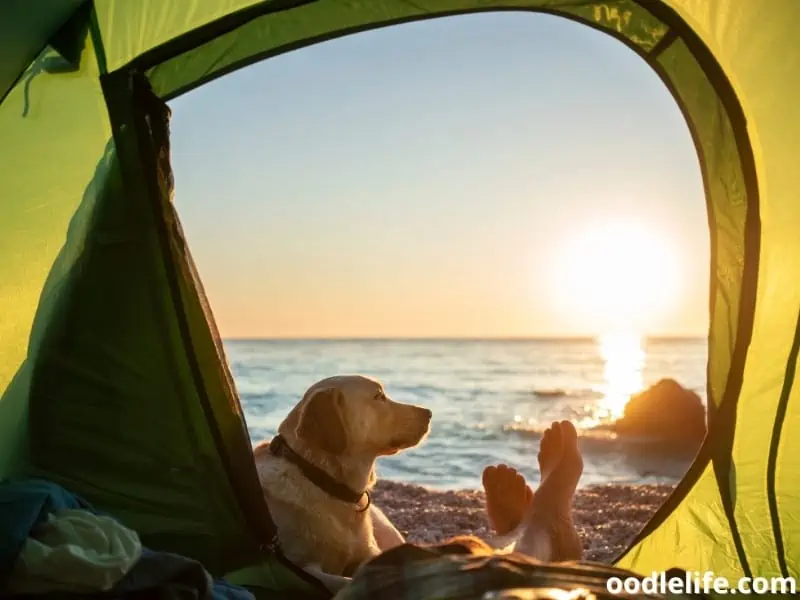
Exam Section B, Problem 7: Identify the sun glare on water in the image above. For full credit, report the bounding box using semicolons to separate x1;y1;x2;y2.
543;218;678;426
596;332;645;422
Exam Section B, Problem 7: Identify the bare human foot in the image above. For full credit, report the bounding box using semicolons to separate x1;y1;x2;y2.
482;464;534;535
482;420;584;562
532;420;583;514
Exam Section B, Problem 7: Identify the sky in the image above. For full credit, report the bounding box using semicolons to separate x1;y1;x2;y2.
168;11;709;339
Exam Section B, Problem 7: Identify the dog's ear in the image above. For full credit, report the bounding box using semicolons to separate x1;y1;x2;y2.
296;388;347;455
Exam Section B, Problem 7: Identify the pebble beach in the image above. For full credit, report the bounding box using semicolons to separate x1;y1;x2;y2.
372;479;675;563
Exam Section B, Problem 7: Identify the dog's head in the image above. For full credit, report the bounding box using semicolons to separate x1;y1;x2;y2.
280;375;432;459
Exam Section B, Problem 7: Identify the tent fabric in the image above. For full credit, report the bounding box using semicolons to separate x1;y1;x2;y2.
23;73;255;574
0;37;112;480
0;0;798;595
93;0;269;73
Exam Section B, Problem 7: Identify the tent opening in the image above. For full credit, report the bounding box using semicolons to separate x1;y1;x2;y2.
162;7;732;576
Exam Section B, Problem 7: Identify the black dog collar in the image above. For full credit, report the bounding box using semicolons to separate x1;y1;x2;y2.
268;435;371;512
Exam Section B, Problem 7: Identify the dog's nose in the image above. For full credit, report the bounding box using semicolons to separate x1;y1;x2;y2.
423;408;432;420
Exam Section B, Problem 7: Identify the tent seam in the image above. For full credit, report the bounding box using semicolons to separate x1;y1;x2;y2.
148;6;671;101
641;0;760;580
648;27;678;58
118;0;317;74
765;305;800;579
89;3;108;75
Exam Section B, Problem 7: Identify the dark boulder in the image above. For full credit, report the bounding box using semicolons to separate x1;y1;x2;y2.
614;378;707;452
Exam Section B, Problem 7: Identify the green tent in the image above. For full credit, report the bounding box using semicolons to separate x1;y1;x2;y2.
1;0;797;596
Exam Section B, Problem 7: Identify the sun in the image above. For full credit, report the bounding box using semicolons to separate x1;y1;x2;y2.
548;218;682;334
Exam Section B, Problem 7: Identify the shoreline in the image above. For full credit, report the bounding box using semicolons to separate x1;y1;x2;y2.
372;479;675;563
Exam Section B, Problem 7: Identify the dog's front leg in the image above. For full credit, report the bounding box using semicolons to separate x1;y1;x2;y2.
369;504;406;552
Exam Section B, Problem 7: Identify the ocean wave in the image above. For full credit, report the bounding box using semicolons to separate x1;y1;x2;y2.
532;387;604;400
502;421;616;440
386;422;693;487
389;383;450;397
501;420;699;462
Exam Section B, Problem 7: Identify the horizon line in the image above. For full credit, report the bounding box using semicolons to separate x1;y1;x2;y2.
223;334;708;342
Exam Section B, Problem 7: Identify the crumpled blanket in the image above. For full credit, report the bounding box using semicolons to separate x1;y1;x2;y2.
5;508;142;594
0;478;254;600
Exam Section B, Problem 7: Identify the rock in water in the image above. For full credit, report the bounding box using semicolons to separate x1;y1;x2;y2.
615;379;707;450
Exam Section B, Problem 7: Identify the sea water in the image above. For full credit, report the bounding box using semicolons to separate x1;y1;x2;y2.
229;337;707;490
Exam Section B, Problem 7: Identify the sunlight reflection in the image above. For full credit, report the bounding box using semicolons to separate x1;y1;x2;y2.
595;332;645;423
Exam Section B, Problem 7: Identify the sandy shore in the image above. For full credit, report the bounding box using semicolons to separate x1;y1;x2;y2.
372;480;675;563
